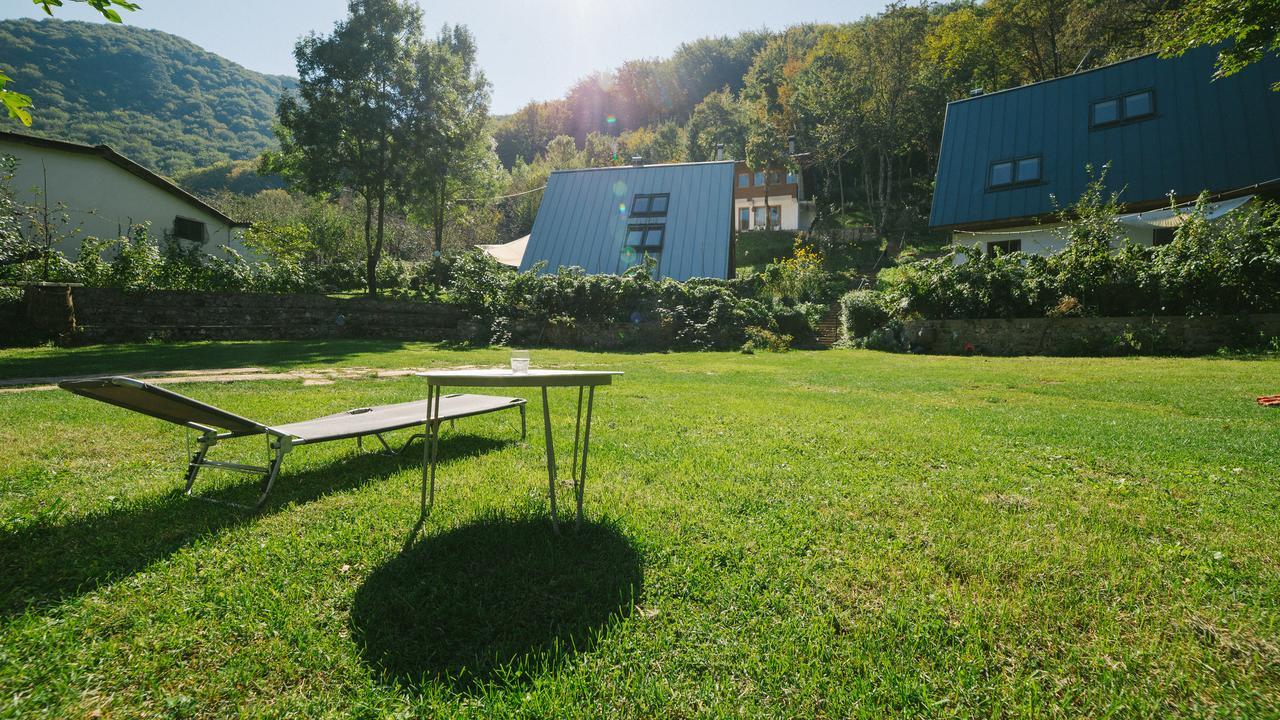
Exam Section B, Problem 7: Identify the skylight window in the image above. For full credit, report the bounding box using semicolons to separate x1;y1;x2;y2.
631;193;670;218
620;224;664;277
625;224;664;250
1092;90;1155;128
988;155;1041;189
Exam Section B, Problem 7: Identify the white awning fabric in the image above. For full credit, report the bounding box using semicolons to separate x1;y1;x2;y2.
1119;195;1253;229
478;234;529;268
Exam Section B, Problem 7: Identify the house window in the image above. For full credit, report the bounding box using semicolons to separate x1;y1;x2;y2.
1016;157;1041;182
738;208;750;231
631;193;670;218
738;174;750;188
754;172;765;186
989;162;1014;187
768;172;783;185
1092;90;1155;128
753;207;766;228
769;206;781;229
1092;99;1119;125
620;223;664;276
172;216;206;242
1152;227;1176;246
986;239;1022;255
988;155;1041;189
786;172;797;184
625;224;664;250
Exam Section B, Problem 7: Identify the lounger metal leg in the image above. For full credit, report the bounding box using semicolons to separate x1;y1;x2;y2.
253;439;289;509
520;404;527;440
541;386;560;533
183;430;217;495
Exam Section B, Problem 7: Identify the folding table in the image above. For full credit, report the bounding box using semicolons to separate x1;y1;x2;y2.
418;369;622;531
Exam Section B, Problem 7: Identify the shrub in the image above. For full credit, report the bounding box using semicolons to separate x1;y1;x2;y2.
840;289;890;340
742;326;792;353
878;168;1280;322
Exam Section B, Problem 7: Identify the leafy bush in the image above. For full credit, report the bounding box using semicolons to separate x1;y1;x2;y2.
876;171;1280;322
742;326;792;353
840;289;890;340
442;252;781;350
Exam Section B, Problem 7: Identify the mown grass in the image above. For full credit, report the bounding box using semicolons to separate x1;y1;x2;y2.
2;342;1279;717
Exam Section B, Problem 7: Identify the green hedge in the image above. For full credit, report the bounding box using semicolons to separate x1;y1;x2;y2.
867;188;1280;326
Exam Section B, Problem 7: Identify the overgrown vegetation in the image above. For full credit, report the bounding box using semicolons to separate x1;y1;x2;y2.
841;173;1280;346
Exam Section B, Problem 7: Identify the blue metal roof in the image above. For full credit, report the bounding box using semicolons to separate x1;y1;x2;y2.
520;161;735;281
929;46;1280;230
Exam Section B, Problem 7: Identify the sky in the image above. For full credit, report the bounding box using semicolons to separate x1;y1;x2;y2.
3;0;885;114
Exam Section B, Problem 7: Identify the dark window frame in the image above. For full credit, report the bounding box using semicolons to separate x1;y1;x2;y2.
737;207;750;231
1152;227;1176;246
625;223;665;250
172;216;207;243
630;193;671;218
1090;88;1156;129
986;154;1043;191
986;239;1022;255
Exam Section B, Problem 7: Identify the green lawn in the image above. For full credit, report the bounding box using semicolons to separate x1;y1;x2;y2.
2;342;1279;717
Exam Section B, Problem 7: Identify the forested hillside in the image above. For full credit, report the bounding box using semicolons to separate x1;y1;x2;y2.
0;18;294;175
492;0;1175;242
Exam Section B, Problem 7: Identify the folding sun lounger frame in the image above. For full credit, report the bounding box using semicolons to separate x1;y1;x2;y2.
60;376;527;509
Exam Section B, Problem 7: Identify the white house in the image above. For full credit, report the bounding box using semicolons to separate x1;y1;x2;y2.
0;131;250;257
732;161;814;232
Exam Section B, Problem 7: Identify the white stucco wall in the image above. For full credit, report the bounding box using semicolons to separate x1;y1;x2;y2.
734;196;810;231
1;140;247;258
950;222;1155;263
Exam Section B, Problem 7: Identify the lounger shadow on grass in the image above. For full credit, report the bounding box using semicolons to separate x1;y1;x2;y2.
0;433;511;619
351;512;643;693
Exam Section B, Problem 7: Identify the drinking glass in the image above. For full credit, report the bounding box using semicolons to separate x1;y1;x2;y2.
510;349;530;375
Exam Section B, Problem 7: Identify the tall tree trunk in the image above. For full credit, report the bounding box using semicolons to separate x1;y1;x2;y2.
763;175;772;231
363;190;375;297
371;182;386;298
434;176;446;286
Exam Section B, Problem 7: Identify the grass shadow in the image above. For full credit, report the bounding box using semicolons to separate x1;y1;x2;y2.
351;512;642;693
0;433;511;619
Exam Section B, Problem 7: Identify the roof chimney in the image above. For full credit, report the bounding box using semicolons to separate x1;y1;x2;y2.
969;88;985;97
714;144;725;161
630;156;645;167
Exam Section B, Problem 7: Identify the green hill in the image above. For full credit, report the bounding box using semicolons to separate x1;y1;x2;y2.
0;18;295;175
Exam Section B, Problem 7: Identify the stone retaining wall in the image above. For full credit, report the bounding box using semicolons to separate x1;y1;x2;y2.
8;286;467;344
903;314;1280;356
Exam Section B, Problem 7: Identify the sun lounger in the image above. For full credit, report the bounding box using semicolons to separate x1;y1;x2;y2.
59;376;526;509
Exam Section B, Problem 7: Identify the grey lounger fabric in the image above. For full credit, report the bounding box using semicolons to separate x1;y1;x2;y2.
273;395;526;444
59;376;526;508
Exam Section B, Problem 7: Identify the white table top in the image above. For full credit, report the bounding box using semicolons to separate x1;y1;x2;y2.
417;368;623;388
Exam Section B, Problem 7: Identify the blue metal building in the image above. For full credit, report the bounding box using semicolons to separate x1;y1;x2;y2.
930;45;1280;235
520;160;736;281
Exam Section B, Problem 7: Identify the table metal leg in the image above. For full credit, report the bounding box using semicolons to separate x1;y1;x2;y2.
576;385;595;529
421;384;441;520
541;386;560;532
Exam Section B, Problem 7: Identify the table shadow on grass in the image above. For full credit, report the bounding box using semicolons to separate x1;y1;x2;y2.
352;512;642;693
0;434;511;619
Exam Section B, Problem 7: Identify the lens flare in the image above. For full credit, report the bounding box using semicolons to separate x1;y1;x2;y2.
606;115;617;125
